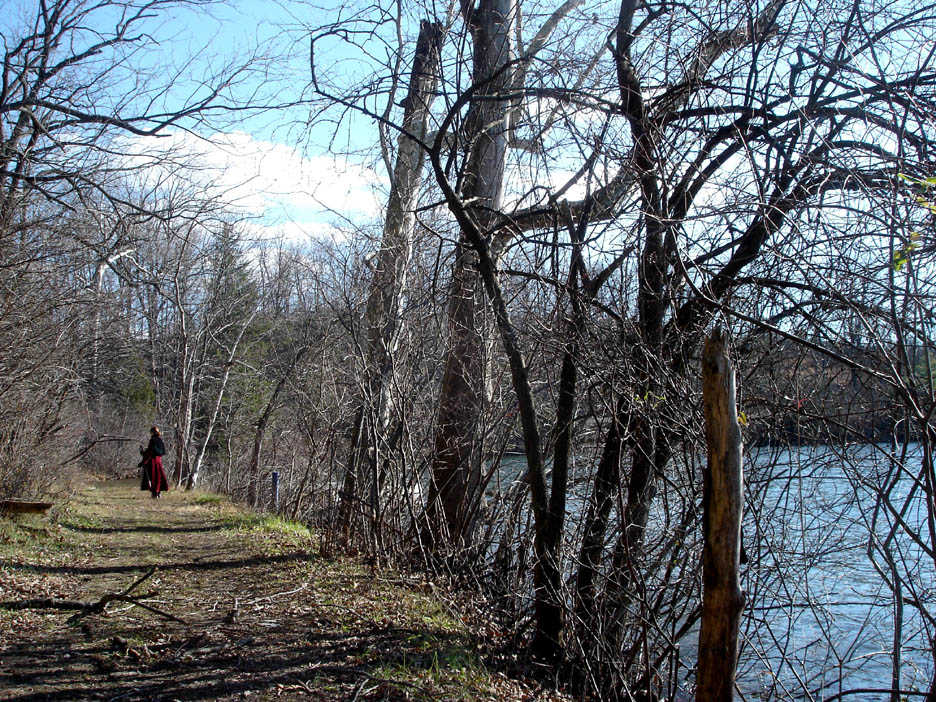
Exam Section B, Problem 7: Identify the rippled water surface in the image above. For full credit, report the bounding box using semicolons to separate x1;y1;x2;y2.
494;443;934;699
736;443;934;699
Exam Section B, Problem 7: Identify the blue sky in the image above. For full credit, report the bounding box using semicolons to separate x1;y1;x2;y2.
159;0;399;240
4;0;588;241
0;0;388;241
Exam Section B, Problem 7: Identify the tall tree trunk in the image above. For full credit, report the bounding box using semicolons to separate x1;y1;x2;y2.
697;328;745;702
429;134;563;664
422;242;486;548
420;0;586;554
173;347;196;486
533;215;591;653
336;20;443;548
186;306;257;490
424;0;513;551
90;249;135;416
455;225;554;657
337;405;365;544
573;394;625;631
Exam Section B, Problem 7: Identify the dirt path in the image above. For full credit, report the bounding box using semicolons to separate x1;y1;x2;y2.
0;480;558;701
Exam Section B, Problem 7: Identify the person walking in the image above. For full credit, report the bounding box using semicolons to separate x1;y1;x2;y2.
140;426;169;499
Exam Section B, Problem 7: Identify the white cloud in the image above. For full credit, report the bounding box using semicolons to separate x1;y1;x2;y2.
119;130;385;238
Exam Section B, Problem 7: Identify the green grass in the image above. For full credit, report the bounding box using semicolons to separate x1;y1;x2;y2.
193;493;224;505
303;557;491;699
58;512;104;530
220;512;311;537
193;491;314;552
0;519;48;556
218;512;315;557
369;638;489;701
0;517;75;569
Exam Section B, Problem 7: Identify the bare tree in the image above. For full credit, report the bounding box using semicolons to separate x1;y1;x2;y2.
331;19;445;551
0;0;284;493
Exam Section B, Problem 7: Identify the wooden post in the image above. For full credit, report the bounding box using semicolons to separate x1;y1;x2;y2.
271;471;280;514
697;328;745;702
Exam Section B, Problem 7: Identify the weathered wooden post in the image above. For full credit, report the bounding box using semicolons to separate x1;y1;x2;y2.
697;328;746;702
271;471;280;514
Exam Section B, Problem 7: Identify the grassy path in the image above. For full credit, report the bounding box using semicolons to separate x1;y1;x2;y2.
0;480;562;701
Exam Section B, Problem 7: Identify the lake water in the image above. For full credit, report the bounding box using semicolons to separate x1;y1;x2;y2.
493;444;935;700
737;443;934;700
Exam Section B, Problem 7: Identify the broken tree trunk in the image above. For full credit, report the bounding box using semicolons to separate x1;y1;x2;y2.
697;328;745;702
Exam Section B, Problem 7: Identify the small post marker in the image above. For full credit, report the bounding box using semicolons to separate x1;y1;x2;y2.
271;471;280;513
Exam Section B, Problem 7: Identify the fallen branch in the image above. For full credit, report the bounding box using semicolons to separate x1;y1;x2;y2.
67;567;185;625
86;593;186;624
119;566;159;597
0;597;86;611
0;567;184;624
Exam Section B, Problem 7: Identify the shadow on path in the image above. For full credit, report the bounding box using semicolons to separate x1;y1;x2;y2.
4;551;314;577
2;617;459;702
0;479;489;702
60;524;225;535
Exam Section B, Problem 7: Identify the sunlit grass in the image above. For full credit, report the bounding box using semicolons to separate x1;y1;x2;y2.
58;512;104;530
368;639;490;701
0;518;55;559
220;512;312;537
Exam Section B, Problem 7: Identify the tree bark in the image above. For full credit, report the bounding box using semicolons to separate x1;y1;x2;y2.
423;243;486;548
186;305;258;490
428;131;559;662
697;328;745;702
424;0;513;550
573;394;625;628
423;0;589;553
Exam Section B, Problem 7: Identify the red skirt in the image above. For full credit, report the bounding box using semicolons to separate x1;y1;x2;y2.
146;456;169;497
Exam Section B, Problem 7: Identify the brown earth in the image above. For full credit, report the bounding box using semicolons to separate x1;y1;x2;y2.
0;480;567;701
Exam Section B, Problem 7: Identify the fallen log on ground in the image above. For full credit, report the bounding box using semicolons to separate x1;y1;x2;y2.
0;500;53;515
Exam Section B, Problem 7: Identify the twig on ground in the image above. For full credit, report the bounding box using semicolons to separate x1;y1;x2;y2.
66;567;168;625
290;675;315;695
310;665;430;692
107;688;142;702
244;581;310;606
109;595;186;623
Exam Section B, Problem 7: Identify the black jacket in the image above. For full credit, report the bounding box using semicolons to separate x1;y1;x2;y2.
147;435;166;457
